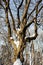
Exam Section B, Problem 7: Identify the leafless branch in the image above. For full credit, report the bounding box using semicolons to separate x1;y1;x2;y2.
8;6;16;33
19;0;31;32
24;5;43;31
38;5;43;13
13;0;17;8
0;0;43;63
0;3;5;10
25;18;37;42
5;9;11;38
17;0;24;27
27;0;42;20
22;0;31;21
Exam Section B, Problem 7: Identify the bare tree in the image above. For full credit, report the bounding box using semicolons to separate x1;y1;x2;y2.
0;0;43;64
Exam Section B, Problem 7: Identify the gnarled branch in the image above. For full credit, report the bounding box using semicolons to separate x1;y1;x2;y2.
23;5;43;32
25;18;37;42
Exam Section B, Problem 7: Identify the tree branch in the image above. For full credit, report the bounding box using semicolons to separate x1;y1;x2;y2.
13;0;17;8
18;0;24;9
27;0;42;20
17;8;20;27
23;17;36;32
17;0;24;27
20;0;31;32
5;1;11;38
0;2;5;10
22;0;31;21
25;18;37;42
8;6;16;33
38;5;43;13
23;5;43;32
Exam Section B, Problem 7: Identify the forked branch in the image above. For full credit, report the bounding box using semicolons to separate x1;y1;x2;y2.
17;0;24;27
8;6;16;33
27;0;42;20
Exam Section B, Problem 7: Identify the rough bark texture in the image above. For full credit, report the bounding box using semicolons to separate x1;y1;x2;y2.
0;0;43;64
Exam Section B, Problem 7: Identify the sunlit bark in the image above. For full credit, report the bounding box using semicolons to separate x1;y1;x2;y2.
1;0;43;64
